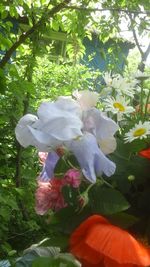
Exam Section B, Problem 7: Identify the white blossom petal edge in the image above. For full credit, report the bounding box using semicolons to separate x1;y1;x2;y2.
15;99;83;151
73;90;99;110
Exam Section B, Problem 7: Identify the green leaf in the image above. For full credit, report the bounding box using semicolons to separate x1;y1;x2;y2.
56;253;81;267
15;247;60;267
54;157;69;175
62;185;78;206
108;212;139;229
32;257;53;267
89;186;130;215
32;254;81;267
40;236;69;251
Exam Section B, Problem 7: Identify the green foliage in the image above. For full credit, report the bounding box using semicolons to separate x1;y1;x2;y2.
32;254;81;267
0;0;149;261
89;186;130;215
0;52;102;257
15;245;81;267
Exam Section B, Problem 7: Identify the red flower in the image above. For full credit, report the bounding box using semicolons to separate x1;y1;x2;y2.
139;148;150;160
70;215;150;267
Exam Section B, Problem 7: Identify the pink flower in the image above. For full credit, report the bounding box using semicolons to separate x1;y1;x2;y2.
35;178;67;215
64;169;81;188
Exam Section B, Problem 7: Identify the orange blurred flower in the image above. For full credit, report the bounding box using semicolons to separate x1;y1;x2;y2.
70;215;150;267
135;104;150;114
139;148;150;160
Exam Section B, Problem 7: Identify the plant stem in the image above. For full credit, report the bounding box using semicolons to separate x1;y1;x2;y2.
100;177;114;188
140;79;144;115
144;89;150;117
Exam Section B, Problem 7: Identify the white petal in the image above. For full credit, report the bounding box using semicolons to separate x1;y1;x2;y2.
55;96;82;116
98;137;117;155
15;114;38;147
83;108;119;140
28;126;61;151
37;99;81;122
73;90;99;110
33;116;83;141
65;132;116;183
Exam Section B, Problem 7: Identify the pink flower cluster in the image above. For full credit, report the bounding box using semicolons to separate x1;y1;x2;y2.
35;169;81;215
63;169;81;188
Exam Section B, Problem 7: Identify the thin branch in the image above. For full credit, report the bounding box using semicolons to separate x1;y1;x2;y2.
0;0;71;68
128;13;144;57
143;42;150;61
65;5;150;15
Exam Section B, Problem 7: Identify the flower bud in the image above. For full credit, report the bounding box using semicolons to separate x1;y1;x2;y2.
128;175;135;181
78;192;89;209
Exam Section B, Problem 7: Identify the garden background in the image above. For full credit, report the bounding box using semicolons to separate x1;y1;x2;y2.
0;0;150;266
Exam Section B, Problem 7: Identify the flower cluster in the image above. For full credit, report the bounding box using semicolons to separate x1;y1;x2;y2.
15;70;149;219
35;153;81;215
36;168;81;215
15;69;150;267
102;71;150;143
15;90;119;183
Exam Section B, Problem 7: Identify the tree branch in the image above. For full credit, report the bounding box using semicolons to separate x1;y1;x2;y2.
128;13;144;57
64;5;150;15
128;13;150;71
0;0;71;68
143;42;150;61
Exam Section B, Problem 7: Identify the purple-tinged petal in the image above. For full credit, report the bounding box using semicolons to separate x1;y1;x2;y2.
38;151;60;182
83;108;119;139
65;133;116;183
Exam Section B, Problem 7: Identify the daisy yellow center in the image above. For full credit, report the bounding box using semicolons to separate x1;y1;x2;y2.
133;128;146;137
113;102;125;112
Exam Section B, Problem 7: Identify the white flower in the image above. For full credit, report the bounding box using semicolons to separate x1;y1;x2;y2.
134;70;149;81
65;132;116;183
103;73;136;97
82;108;119;155
104;96;134;118
103;72;114;87
73;90;99;110
15;98;83;151
15;114;38;148
15;91;118;183
124;121;150;143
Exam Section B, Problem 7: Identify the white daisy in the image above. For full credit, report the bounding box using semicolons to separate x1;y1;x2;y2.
124;121;150;143
103;73;136;97
103;72;114;87
104;96;134;120
134;70;149;81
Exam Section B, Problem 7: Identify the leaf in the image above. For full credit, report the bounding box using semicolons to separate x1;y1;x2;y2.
107;212;139;229
40;236;69;251
32;257;53;267
32;254;81;267
54;157;69;175
15;247;60;267
62;185;78;206
24;246;60;257
56;253;81;267
89;186;130;215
